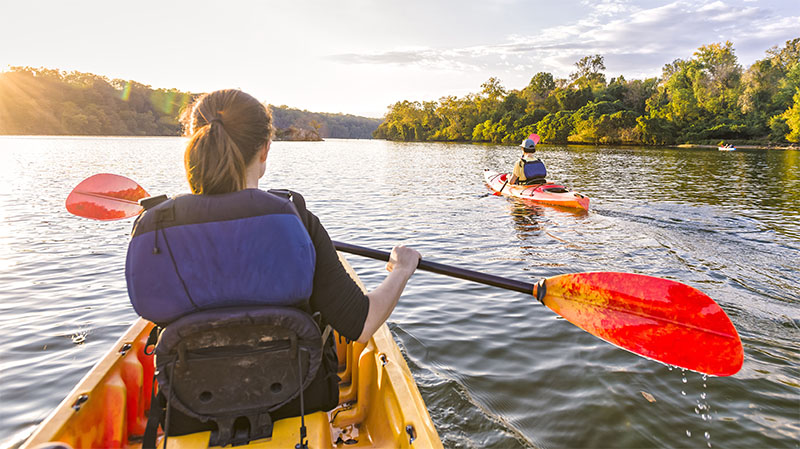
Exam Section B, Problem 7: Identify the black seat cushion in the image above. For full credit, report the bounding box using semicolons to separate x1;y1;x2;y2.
154;306;324;444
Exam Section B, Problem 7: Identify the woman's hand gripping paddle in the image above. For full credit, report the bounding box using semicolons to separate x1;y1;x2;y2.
66;174;744;376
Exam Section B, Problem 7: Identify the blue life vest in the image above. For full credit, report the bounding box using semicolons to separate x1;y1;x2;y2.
126;189;316;325
522;158;547;180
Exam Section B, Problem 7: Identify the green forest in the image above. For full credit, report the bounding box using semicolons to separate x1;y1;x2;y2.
0;67;380;138
374;39;800;146
0;67;193;136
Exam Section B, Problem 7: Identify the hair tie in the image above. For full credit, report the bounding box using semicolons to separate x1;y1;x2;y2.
209;117;224;126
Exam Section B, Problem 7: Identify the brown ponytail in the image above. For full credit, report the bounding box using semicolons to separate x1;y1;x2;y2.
181;89;273;194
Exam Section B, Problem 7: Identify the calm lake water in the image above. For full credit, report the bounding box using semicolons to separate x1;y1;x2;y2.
0;136;798;448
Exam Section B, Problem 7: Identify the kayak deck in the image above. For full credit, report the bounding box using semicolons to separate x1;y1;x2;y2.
23;255;442;449
484;169;590;211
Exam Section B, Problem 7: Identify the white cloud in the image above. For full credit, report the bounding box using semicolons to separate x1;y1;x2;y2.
698;1;726;12
581;0;637;16
328;0;799;88
708;6;761;22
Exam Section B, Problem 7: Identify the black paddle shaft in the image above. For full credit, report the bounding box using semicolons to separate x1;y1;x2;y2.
333;241;535;295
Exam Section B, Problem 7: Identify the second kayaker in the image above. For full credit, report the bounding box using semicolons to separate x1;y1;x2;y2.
508;135;547;185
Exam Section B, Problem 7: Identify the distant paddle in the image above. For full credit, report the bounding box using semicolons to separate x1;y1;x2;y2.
66;174;744;376
497;176;510;195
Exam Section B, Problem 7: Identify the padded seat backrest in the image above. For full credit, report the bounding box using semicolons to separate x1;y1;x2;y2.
154;306;322;446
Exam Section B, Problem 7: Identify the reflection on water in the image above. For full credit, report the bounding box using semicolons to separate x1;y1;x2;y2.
510;203;546;236
0;137;798;448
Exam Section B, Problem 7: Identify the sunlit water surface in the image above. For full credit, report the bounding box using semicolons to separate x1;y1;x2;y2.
1;137;798;448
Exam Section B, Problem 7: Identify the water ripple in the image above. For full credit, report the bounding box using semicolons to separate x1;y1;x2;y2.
0;137;798;448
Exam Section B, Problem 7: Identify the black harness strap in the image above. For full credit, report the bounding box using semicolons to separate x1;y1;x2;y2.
142;378;165;448
295;347;309;449
142;324;163;448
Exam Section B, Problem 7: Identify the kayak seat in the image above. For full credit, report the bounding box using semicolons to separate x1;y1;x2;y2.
152;306;324;448
517;176;547;186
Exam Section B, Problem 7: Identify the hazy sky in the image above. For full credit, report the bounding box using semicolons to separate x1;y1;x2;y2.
1;0;798;117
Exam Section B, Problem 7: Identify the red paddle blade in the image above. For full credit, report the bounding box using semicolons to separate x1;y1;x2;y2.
66;174;148;221
529;133;541;145
537;272;743;376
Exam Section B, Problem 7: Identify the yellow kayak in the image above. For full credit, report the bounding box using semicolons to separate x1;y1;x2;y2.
23;255;442;449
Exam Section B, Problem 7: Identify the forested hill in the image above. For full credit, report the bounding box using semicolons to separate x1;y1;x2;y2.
374;39;800;146
0;67;194;136
0;67;380;138
270;106;381;139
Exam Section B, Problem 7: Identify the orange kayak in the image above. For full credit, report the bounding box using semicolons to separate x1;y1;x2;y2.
484;169;590;211
22;255;442;449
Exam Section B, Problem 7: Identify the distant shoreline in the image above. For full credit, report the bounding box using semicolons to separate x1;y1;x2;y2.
2;134;797;150
0;126;327;141
0;134;377;140
0;67;381;139
675;143;800;150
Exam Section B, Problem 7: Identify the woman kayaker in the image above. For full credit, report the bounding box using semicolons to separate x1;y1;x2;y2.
125;89;421;436
508;136;547;185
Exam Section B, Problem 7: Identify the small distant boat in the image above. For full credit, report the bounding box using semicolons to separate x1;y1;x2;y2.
718;145;736;151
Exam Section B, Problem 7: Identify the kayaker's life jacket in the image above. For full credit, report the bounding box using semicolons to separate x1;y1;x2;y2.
128;189;338;448
520;158;547;184
126;189;316;326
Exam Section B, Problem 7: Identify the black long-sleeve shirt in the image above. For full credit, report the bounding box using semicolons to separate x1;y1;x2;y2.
297;206;370;342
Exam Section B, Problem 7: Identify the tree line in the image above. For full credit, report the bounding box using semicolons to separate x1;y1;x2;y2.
0;67;381;138
373;39;800;145
0;67;193;136
271;106;381;139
